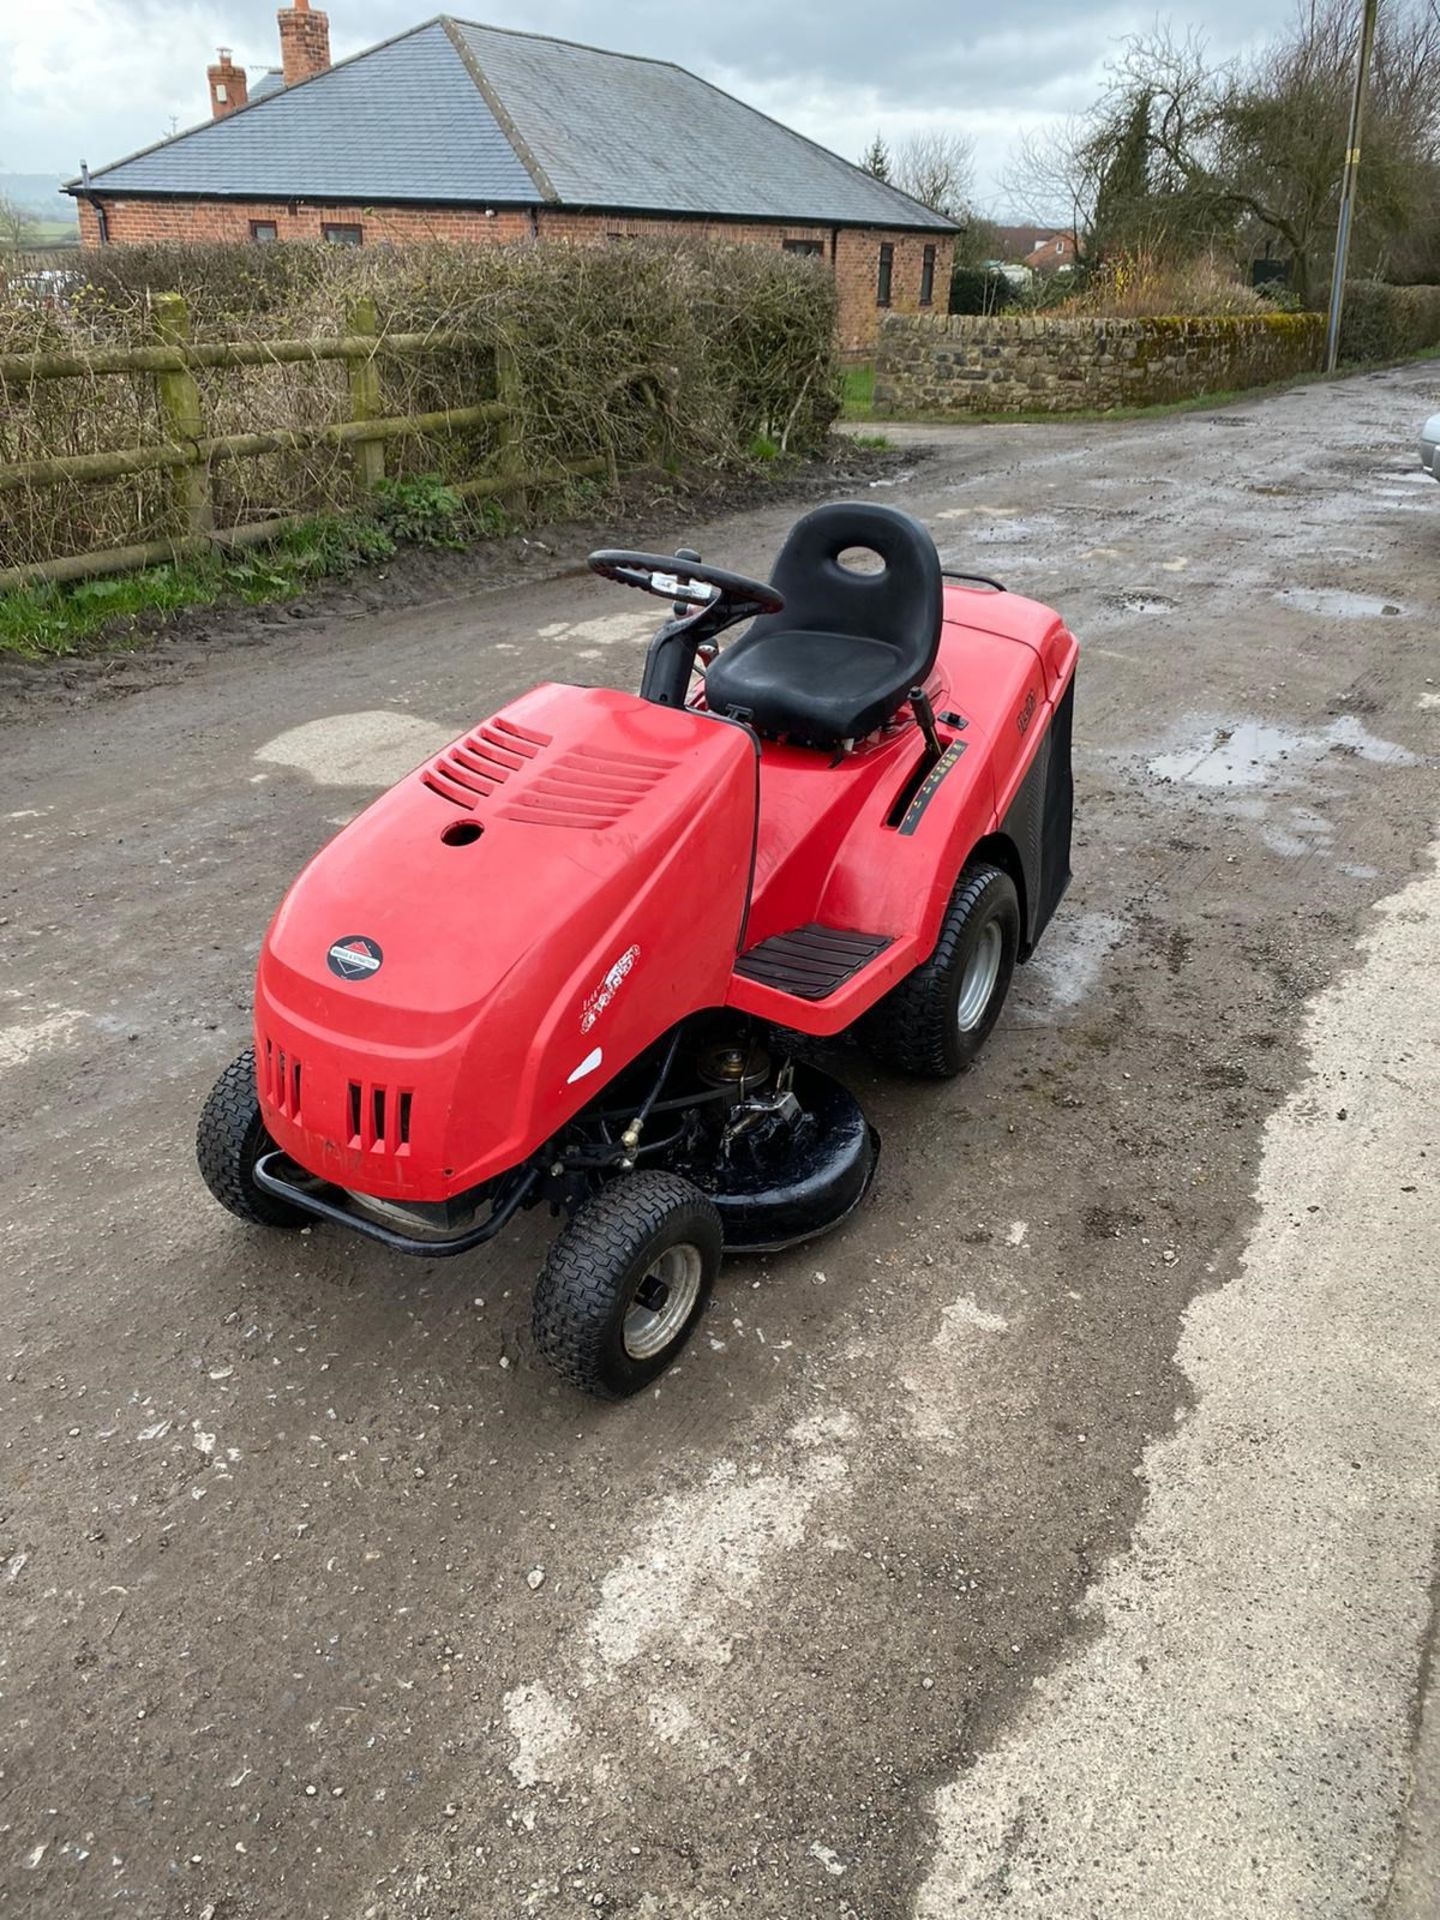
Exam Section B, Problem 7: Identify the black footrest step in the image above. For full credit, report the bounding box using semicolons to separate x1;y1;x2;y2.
735;923;892;1000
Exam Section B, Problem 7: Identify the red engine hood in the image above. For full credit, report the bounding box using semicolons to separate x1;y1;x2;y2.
255;683;756;1199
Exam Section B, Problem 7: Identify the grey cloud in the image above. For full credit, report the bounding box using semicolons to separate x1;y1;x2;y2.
6;0;1299;198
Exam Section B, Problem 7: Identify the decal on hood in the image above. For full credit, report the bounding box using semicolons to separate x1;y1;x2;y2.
582;945;639;1032
327;935;384;981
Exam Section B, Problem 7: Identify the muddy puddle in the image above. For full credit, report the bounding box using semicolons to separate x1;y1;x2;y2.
1147;715;1420;791
1273;588;1406;619
1011;910;1128;1023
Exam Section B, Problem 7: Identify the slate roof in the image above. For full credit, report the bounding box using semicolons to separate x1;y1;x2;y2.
73;22;534;206
69;15;955;232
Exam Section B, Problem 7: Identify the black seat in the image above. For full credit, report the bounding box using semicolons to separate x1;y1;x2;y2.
703;503;943;745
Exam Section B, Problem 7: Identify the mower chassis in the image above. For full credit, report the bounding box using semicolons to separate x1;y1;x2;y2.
250;1043;878;1260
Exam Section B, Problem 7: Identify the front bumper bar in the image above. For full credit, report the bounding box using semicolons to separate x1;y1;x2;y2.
253;1152;540;1258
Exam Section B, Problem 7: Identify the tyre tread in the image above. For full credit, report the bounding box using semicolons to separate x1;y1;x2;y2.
196;1047;306;1229
533;1171;721;1399
860;862;1015;1078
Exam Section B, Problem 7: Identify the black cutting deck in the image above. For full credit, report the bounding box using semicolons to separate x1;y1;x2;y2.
734;923;893;1001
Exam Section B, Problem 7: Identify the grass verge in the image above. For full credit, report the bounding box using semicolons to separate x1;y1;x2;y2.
842;362;876;420
0;476;512;663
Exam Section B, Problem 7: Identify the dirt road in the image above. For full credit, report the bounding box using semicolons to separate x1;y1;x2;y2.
3;363;1438;1920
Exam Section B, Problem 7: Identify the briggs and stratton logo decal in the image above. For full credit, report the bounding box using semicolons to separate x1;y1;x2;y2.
327;935;384;981
897;741;968;838
581;944;639;1032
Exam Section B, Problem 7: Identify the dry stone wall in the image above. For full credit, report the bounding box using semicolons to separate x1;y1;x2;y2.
875;312;1325;414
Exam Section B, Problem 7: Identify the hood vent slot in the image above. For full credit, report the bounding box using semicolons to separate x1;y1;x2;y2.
263;1036;302;1121
348;1078;413;1153
499;746;672;829
422;719;552;811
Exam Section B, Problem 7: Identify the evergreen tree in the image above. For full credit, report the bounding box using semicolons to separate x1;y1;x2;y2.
1089;91;1152;263
860;134;891;182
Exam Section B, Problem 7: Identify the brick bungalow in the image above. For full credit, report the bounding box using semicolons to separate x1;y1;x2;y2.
67;7;957;354
1025;233;1077;275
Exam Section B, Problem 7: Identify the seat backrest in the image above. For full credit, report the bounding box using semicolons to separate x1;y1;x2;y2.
748;501;943;680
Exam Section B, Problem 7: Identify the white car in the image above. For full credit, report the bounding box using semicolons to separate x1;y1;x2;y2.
1422;414;1440;480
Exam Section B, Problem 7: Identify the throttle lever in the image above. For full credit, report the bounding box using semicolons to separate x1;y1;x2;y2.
673;547;702;619
909;684;943;759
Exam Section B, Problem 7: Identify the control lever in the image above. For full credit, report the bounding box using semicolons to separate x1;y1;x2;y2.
909;684;943;759
673;548;702;617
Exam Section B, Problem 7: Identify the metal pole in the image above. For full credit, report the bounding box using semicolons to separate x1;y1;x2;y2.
1323;0;1381;373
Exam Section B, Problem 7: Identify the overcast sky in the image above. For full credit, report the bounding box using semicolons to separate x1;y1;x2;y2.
3;1;1299;214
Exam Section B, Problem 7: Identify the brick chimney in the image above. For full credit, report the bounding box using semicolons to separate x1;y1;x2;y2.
278;1;331;87
207;48;249;119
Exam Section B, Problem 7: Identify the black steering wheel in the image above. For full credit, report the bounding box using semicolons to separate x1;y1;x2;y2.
587;548;785;711
588;550;784;621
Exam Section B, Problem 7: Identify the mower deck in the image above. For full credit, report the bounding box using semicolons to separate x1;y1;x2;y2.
701;1064;880;1253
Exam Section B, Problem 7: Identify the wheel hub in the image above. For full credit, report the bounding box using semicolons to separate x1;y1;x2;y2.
623;1243;703;1360
956;922;1003;1033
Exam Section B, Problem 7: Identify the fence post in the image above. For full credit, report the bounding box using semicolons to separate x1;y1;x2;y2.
347;297;385;491
493;339;528;521
152;292;213;539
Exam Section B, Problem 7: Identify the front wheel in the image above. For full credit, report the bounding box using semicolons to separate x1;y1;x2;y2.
196;1048;309;1229
860;862;1020;1078
531;1172;722;1399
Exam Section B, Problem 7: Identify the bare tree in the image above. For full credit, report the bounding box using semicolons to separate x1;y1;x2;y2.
0;194;32;250
1215;0;1440;297
952;212;1002;269
892;130;976;218
1002;116;1106;255
1004;4;1440;299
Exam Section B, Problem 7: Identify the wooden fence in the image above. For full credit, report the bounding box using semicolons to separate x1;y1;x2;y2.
0;292;613;591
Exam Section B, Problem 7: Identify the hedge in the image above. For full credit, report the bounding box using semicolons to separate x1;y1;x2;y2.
1337;281;1440;365
0;240;841;573
948;266;1015;316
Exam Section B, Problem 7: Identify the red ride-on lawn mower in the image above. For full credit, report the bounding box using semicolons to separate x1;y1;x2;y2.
199;503;1077;1399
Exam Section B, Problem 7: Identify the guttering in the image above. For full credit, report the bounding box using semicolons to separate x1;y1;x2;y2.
55;185;957;235
78;163;110;245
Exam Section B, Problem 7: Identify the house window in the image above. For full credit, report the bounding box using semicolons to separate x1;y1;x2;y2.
250;220;278;244
876;242;894;308
783;239;824;256
919;244;936;306
322;223;363;247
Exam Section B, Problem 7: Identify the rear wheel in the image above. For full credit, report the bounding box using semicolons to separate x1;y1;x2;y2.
860;862;1020;1078
196;1048;308;1229
532;1172;722;1399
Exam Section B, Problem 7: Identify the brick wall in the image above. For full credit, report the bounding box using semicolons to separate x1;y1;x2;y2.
75;198;535;249
77;196;951;354
875;311;1326;413
834;229;941;354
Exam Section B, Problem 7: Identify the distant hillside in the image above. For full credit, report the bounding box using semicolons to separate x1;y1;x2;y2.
1;172;76;221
